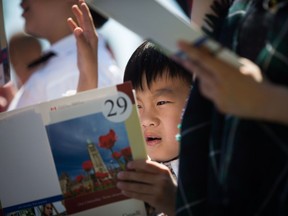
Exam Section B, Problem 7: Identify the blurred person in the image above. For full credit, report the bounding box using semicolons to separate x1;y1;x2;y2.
8;0;122;110
0;32;42;112
174;0;288;215
41;203;53;216
9;32;42;87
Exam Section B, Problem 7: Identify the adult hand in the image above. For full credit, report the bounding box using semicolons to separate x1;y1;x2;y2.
176;40;267;118
67;0;98;92
176;40;288;124
117;159;177;216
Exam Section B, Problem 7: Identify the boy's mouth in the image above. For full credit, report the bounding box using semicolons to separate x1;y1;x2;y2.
145;136;161;146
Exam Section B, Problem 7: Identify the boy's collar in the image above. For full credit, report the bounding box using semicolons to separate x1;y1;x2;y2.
157;155;178;164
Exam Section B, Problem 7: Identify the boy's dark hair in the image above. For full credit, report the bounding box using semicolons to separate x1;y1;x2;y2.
124;41;193;90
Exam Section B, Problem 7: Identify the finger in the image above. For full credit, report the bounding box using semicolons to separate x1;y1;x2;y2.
80;1;98;45
67;17;78;32
117;180;155;195
80;1;95;31
177;40;235;78
117;170;157;185
119;187;156;206
127;159;169;174
172;53;197;75
71;4;83;28
67;18;84;38
239;58;263;82
176;41;219;78
177;40;212;64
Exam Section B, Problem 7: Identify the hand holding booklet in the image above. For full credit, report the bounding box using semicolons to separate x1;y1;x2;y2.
0;82;148;216
86;0;241;68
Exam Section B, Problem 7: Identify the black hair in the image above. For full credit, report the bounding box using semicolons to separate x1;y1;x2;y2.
124;41;193;90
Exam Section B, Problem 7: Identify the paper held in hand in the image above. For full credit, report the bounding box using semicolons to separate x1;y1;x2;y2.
86;0;242;68
0;82;148;216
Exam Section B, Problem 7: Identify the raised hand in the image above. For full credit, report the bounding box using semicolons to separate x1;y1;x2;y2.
117;159;177;216
67;0;98;92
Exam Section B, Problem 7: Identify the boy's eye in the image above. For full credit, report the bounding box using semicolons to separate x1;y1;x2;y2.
156;101;171;106
137;105;142;109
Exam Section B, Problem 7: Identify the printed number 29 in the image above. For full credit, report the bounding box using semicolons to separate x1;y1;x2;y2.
105;96;127;117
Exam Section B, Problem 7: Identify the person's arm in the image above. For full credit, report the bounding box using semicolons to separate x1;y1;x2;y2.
67;0;98;92
176;40;288;125
117;159;177;216
259;83;288;124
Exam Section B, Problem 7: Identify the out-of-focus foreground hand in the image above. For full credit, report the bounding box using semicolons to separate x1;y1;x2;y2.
0;81;17;112
176;40;288;124
67;0;98;92
117;159;177;216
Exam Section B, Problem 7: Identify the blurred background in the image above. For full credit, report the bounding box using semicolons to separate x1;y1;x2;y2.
2;0;190;76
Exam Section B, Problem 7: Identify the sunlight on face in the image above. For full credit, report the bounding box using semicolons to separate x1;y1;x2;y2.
136;73;191;162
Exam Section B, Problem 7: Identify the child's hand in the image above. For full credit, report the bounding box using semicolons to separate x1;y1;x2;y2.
117;159;177;216
67;0;98;92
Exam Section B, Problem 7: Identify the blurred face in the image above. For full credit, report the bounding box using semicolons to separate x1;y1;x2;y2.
43;204;53;216
20;0;74;38
136;72;191;162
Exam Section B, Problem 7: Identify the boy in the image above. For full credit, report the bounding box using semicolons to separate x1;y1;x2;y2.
118;41;193;215
68;2;193;215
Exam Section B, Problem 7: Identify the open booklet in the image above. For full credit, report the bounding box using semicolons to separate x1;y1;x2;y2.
0;82;148;216
86;0;241;68
0;0;10;86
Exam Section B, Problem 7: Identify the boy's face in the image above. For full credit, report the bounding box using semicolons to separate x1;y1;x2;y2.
136;72;191;162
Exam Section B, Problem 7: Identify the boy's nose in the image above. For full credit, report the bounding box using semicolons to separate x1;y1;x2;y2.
141;110;159;128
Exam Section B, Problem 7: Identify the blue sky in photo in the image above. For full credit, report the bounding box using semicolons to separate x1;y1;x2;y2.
45;113;130;180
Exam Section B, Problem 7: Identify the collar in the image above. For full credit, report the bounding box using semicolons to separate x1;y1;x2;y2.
159;156;179;179
48;34;76;57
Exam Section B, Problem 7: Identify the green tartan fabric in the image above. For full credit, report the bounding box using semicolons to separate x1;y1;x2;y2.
176;0;288;215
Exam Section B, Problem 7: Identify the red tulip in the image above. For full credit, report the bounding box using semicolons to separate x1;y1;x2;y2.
82;160;93;172
99;129;117;149
121;147;132;158
76;175;84;183
95;172;109;179
112;151;122;159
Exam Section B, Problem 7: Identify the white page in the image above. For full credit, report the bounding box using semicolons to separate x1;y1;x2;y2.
87;0;241;68
87;0;202;55
0;110;62;208
0;83;147;215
